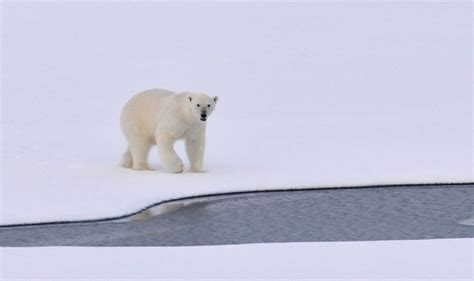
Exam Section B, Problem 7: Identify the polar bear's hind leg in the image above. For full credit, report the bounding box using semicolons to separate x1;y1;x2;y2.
130;142;152;170
121;147;133;168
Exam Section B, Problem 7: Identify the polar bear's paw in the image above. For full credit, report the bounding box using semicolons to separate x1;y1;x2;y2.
190;167;206;173
169;163;184;174
165;159;184;174
121;160;133;169
132;162;150;171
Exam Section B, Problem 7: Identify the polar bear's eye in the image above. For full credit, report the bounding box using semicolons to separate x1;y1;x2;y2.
197;104;200;107
207;104;211;107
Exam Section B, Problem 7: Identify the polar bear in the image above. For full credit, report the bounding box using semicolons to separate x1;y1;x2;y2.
120;89;218;173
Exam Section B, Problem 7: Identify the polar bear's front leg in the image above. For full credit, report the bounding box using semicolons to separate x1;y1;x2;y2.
186;134;205;172
156;133;184;173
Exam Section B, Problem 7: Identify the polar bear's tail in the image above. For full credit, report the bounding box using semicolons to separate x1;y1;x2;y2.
121;147;133;168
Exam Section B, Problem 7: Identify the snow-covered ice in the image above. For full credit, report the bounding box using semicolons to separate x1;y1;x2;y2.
1;2;472;224
1;239;473;279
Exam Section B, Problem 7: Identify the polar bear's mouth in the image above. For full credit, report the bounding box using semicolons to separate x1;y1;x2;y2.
200;117;207;122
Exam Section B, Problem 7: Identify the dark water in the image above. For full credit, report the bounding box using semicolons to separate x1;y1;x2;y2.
1;185;473;247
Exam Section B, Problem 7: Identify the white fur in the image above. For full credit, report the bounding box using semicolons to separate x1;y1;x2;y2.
120;89;218;173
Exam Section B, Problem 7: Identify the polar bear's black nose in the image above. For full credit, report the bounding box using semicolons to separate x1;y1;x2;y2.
201;113;207;118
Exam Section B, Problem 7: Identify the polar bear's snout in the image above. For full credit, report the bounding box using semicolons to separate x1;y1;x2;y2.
200;111;207;121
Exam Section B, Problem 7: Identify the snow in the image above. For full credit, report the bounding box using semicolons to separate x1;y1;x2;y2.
1;239;473;280
1;2;472;225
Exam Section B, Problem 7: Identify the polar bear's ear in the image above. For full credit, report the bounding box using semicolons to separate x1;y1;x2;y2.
213;96;219;103
188;96;192;102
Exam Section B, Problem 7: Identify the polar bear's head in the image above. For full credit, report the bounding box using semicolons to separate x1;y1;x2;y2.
187;94;218;122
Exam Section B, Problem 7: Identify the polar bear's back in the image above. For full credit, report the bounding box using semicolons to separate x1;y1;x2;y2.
121;89;176;141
